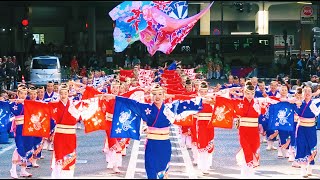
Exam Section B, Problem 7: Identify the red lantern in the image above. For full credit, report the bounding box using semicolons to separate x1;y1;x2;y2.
22;19;29;26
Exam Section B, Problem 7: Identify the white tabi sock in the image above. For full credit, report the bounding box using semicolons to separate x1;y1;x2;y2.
307;164;312;175
277;147;284;158
60;170;74;179
116;153;122;167
300;164;308;177
180;134;187;147
191;145;198;164
186;136;192;148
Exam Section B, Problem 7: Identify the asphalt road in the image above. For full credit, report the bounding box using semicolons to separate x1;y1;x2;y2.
1;125;320;179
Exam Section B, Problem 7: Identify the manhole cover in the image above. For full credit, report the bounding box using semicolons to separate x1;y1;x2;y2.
76;160;88;164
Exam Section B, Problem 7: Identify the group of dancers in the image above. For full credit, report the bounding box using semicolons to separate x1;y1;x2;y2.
1;61;320;179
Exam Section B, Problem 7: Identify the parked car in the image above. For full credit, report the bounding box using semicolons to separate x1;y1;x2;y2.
29;56;61;86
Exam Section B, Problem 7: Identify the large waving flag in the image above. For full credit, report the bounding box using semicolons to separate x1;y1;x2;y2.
109;1;151;52
140;2;213;55
109;1;189;52
23;100;51;137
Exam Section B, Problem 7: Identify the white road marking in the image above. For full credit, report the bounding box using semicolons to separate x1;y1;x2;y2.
0;144;15;155
125;139;140;179
180;146;198;179
171;126;198;179
126;124;197;179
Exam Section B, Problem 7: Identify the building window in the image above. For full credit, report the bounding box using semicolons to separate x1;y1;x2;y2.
33;33;45;44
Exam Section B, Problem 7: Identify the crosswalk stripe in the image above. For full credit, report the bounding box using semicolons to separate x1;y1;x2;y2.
180;147;198;179
125;124;198;179
0;144;15;155
124;140;140;179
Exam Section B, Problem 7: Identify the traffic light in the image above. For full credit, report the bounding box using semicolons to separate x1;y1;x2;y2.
21;18;30;36
22;26;29;36
22;19;29;26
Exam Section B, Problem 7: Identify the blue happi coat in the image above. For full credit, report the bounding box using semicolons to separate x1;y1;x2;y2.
111;96;202;179
2;101;34;162
294;99;320;165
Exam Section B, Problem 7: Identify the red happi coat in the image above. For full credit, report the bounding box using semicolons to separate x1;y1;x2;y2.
50;100;81;170
193;103;215;153
231;97;267;167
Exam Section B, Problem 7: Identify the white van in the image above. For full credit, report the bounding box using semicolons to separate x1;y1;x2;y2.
29;56;61;86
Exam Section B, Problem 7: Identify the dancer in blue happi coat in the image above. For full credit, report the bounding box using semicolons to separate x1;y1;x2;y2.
1;87;34;178
265;81;280;151
102;84;203;179
288;87;303;167
294;86;320;178
275;84;295;159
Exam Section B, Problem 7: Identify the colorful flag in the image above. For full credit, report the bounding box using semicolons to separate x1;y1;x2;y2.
209;96;235;129
23;100;51;138
138;69;153;87
0;101;11;132
183;68;195;79
111;96;143;140
171;97;203;121
174;114;193;127
109;1;189;52
267;102;295;131
82;86;103;100
139;2;213;55
119;69;134;78
121;88;145;103
81;98;107;133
